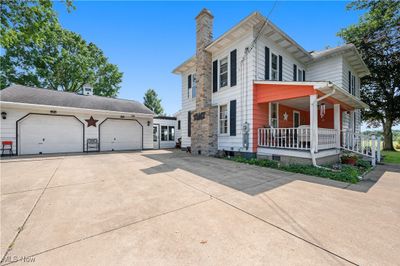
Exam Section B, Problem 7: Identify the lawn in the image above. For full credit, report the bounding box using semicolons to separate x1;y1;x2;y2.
382;150;400;164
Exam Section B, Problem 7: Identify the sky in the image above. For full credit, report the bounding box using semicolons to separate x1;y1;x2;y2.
53;1;390;130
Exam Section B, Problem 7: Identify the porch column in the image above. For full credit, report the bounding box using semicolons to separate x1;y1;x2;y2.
309;94;318;152
334;104;341;148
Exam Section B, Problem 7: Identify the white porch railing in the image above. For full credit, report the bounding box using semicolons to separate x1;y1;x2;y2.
340;130;381;165
258;128;312;150
318;128;337;150
258;128;381;165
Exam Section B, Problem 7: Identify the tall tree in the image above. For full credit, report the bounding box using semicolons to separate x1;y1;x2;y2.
0;0;123;97
143;89;164;115
338;0;400;150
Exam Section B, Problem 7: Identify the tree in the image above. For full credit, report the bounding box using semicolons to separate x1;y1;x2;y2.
143;89;164;115
0;0;123;97
338;0;400;151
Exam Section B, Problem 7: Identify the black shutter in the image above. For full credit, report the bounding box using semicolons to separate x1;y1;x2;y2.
230;49;237;86
265;47;270;80
303;70;306;81
213;60;218;92
348;71;351;93
278;55;283;81
293;64;297;81
188;74;192;89
188;111;191;137
178;120;181;130
230;100;236;136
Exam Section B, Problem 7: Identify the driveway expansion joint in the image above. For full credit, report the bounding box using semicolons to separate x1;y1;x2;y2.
1;159;64;264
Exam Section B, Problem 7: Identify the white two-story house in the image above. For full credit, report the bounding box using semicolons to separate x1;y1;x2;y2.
173;9;375;165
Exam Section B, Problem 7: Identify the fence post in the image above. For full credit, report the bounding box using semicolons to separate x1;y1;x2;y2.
377;136;381;163
371;135;376;166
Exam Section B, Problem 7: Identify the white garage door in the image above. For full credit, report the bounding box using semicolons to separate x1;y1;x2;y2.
100;119;142;151
19;115;83;155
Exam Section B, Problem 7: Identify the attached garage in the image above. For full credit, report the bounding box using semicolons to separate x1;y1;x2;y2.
99;119;142;151
18;114;84;155
0;85;154;156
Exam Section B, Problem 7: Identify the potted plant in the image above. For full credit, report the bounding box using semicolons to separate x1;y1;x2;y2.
341;152;358;165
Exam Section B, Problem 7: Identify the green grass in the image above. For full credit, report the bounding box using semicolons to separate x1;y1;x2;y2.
382;150;400;164
226;156;371;184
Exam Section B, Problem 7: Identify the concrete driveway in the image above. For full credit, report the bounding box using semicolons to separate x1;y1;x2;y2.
1;150;399;265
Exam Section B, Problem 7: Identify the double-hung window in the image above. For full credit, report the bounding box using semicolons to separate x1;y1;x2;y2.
219;105;228;134
270;103;278;128
192;74;196;98
271;54;278;81
219;57;228;88
298;69;303;81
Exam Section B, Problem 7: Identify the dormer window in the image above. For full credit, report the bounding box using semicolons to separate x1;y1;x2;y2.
271;54;278;81
219;57;228;88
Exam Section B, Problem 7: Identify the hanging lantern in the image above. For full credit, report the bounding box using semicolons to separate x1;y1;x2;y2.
320;103;326;118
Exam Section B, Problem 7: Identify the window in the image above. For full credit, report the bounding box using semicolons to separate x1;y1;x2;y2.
192;74;196;98
168;126;175;141
187;74;192;98
219;57;228;88
351;75;356;96
219;105;228;134
270;103;278;128
161;126;168;141
298;69;303;81
271;54;278;81
178;120;181;130
153;126;158;142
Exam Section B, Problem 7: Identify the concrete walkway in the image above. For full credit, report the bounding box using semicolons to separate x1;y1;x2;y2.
1;150;399;265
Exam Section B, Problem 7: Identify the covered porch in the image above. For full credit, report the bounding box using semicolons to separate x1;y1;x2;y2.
252;81;378;164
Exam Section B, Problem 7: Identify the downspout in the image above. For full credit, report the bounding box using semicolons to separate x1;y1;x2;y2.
310;84;336;168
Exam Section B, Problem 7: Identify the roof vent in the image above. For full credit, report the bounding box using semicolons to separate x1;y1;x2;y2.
82;84;93;96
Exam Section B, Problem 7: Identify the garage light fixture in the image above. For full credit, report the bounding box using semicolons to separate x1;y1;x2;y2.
50;110;57;114
147;121;150;126
120;115;125;119
1;112;7;119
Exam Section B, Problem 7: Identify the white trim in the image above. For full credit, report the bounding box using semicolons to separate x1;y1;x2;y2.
0;101;154;118
218;103;229;136
257;147;339;158
268;102;279;128
293;111;300;127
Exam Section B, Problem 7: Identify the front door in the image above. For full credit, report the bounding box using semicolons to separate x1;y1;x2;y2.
293;111;300;128
153;125;160;149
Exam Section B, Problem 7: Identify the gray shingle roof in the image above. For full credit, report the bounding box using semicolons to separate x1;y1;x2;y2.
0;85;154;115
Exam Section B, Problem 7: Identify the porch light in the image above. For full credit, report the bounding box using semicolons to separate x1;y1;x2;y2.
1;112;7;119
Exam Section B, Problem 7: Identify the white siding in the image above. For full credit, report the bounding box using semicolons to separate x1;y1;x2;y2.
255;35;306;82
211;32;254;152
0;106;153;154
153;118;177;149
307;56;344;87
180;67;196;148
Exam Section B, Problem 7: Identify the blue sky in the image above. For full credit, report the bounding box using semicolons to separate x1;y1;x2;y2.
54;1;382;128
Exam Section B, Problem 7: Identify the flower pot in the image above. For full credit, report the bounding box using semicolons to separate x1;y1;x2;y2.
342;157;357;165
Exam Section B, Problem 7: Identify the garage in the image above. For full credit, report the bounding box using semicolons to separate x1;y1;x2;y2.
0;85;154;155
99;119;142;151
18;114;84;155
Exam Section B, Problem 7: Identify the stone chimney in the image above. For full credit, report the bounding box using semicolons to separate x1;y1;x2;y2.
191;9;218;156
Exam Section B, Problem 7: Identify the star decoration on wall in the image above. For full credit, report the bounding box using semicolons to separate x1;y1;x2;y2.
283;112;288;121
85;116;98;127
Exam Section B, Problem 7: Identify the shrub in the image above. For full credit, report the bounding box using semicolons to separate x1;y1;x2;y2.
226;156;363;184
